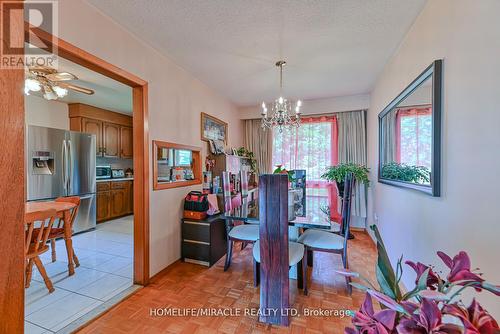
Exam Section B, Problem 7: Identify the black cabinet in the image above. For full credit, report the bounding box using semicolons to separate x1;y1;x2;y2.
181;215;227;267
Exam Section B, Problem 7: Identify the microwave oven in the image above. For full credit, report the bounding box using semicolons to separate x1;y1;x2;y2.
96;165;112;179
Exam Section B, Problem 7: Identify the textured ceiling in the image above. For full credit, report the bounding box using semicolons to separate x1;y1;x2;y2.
87;0;426;107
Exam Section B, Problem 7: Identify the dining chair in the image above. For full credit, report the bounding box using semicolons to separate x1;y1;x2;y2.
298;172;355;295
49;196;81;266
251;240;305;292
25;208;57;293
222;171;259;271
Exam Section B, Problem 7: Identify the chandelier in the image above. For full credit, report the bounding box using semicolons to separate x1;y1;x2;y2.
261;60;302;132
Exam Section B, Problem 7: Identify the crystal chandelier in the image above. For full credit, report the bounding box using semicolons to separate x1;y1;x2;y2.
261;60;302;132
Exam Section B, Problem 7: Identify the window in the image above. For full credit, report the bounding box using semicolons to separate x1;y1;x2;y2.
272;116;339;219
396;107;432;169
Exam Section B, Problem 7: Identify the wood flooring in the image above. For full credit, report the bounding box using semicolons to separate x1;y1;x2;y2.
78;231;377;334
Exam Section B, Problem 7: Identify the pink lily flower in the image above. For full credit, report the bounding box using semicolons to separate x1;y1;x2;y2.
406;261;441;290
345;293;397;334
443;299;499;334
396;298;462;334
437;251;484;290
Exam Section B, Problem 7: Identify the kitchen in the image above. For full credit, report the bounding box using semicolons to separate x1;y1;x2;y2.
24;57;136;333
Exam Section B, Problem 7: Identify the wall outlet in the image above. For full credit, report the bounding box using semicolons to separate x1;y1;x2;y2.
373;212;379;222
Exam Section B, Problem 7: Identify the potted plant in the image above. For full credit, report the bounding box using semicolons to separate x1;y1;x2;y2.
321;163;370;198
273;164;295;182
235;147;258;174
338;225;500;334
381;162;430;184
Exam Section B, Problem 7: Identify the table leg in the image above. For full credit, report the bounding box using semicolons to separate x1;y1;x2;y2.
63;210;75;276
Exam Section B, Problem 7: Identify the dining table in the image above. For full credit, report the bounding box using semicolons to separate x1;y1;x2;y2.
221;178;338;327
223;197;333;230
25;201;78;276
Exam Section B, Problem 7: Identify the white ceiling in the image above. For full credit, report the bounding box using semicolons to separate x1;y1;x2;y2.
87;0;427;107
27;53;133;114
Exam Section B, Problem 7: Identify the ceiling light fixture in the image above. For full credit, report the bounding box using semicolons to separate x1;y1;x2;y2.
261;60;302;132
52;85;68;98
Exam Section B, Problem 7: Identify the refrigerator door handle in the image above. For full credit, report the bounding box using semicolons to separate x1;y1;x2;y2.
62;139;68;195
68;139;73;194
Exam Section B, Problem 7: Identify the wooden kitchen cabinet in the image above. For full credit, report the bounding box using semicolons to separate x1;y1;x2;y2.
103;122;120;157
96;180;133;222
69;103;133;159
81;117;103;156
96;191;111;222
120;126;133;158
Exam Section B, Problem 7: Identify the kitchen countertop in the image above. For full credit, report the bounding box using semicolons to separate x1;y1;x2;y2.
96;178;134;183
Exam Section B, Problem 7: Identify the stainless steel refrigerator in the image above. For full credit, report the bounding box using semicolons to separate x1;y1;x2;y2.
27;125;97;233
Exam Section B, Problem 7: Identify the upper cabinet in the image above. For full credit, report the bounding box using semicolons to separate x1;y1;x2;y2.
120;126;133;159
69;103;133;159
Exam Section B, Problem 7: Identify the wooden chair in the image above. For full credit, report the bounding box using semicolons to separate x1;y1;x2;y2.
49;196;81;266
298;172;355;295
25;209;57;293
222;172;259;271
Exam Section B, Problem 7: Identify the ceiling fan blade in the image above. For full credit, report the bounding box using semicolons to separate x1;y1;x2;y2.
58;82;94;95
46;71;78;81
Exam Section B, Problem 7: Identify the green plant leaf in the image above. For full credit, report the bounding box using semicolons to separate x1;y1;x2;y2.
417;268;430;291
481;282;500;296
376;265;396;299
349;282;370;291
370;225;402;300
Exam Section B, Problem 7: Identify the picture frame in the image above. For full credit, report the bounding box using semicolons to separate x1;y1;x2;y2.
201;112;228;144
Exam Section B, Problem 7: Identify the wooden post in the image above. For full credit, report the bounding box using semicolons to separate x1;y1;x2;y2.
258;174;289;326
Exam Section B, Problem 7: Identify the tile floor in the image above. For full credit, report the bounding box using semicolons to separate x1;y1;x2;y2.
25;215;134;334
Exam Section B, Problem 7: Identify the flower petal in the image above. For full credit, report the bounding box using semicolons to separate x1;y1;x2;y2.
367;290;406;314
360;293;375;317
437;251;453;269
373;309;397;330
418;290;448;301
335;268;360;278
420;298;442;330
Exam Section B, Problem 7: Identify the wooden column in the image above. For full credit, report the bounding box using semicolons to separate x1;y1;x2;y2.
258;174;289;326
0;1;25;332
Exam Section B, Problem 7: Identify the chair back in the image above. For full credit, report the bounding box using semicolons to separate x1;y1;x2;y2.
25;209;57;256
55;196;80;227
341;172;355;243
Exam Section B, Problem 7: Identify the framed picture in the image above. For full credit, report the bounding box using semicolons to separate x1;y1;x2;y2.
201;112;228;143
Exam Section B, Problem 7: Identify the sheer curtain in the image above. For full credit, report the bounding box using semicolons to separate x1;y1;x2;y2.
337;110;367;224
244;119;273;174
272;116;339;217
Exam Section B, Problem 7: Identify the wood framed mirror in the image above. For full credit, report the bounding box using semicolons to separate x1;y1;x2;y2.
153;140;202;190
378;60;442;196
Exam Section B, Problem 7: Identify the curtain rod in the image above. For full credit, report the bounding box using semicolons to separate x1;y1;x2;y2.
243;109;367;121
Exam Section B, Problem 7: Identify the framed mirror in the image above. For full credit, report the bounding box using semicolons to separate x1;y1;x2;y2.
153;140;202;190
378;60;442;196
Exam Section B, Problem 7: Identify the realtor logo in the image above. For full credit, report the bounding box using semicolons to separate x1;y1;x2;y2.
1;1;58;69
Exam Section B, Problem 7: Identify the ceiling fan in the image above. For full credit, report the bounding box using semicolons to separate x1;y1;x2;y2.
25;65;95;100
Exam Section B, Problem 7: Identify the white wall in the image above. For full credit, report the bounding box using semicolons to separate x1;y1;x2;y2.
367;0;500;317
25;95;69;130
239;94;370;119
54;0;243;275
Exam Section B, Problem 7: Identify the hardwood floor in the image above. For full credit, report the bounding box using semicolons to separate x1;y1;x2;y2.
78;231;376;334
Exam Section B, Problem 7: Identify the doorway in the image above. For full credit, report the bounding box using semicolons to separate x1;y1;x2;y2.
0;21;149;333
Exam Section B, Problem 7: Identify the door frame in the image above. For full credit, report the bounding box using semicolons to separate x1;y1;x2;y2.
26;23;150;286
0;17;150;333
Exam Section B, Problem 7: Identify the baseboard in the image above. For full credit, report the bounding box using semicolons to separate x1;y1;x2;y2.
149;259;182;281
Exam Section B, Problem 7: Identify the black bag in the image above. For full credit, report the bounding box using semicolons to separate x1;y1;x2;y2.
184;191;209;212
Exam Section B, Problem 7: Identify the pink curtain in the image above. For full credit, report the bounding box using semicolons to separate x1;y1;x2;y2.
272;116;339;219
